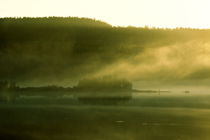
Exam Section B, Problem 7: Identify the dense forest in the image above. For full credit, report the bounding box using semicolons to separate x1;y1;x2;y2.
0;17;210;87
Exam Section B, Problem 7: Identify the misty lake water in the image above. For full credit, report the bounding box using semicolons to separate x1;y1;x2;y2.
1;92;210;140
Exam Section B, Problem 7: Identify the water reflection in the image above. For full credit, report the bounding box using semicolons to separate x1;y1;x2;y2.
1;92;210;140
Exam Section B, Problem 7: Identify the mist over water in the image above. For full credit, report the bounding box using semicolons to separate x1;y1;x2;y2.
1;17;210;140
2;92;210;140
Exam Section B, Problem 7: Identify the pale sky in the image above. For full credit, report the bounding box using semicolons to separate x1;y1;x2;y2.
1;0;210;28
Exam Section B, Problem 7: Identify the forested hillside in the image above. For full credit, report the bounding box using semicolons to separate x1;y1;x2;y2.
1;17;210;87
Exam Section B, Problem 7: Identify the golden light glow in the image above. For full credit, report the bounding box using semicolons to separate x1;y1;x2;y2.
1;0;210;28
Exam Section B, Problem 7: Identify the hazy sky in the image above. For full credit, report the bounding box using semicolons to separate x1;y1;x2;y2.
1;0;210;28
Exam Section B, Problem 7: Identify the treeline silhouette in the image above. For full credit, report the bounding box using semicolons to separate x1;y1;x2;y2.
76;77;132;92
0;17;210;84
0;77;133;100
